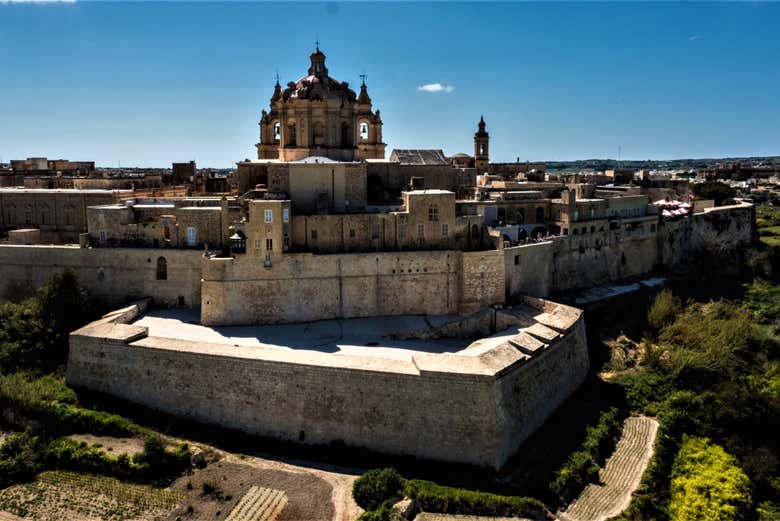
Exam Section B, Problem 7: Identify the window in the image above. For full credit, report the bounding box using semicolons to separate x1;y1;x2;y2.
514;255;520;265
99;230;106;243
349;228;356;238
163;225;171;241
417;223;425;237
341;123;349;147
441;224;448;237
266;238;273;251
273;122;280;142
265;209;273;223
282;208;289;223
156;257;167;280
311;229;317;240
359;122;369;140
186;226;196;246
287;124;296;146
254;239;261;249
428;205;438;222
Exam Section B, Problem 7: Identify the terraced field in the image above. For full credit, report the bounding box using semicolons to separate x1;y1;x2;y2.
225;486;288;521
0;471;183;521
559;416;659;521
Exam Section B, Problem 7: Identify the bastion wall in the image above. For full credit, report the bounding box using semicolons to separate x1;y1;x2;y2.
67;298;589;469
200;249;505;325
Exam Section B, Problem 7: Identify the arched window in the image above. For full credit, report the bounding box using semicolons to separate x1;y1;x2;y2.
156;257;167;280
287;123;296;146
313;121;325;145
536;207;545;223
359;122;369;141
273;122;281;142
340;123;349;147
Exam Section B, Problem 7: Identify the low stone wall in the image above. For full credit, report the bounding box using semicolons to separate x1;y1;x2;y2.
67;299;589;469
0;245;202;307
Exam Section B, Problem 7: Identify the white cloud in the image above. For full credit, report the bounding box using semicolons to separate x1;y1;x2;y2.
688;35;701;41
417;83;455;94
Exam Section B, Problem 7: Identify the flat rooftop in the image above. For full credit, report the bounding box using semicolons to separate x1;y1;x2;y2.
132;308;523;361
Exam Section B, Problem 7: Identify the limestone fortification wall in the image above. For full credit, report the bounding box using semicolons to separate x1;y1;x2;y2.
0;204;755;322
67;299;589;469
0;245;202;307
659;203;755;270
200;249;505;325
504;203;755;297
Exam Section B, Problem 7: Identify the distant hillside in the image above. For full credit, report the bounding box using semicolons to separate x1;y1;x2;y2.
540;156;780;173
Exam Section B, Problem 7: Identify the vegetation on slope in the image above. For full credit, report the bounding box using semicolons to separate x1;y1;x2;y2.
0;271;192;493
611;279;780;520
549;407;622;501
669;436;752;521
353;467;546;520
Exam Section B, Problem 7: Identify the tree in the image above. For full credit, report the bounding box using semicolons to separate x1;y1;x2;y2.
670;436;752;521
693;181;737;207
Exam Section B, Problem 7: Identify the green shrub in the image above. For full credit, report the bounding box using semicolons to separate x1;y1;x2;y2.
0;431;191;488
406;479;545;518
352;467;404;511
647;289;681;337
357;500;395;521
549;407;622;501
0;372;137;437
0;270;92;375
0;431;46;488
669;436;752;521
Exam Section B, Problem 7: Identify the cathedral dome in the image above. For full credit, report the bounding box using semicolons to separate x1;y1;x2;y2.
282;47;357;102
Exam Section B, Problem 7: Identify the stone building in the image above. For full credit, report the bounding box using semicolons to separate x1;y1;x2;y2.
256;47;385;162
0;188;126;242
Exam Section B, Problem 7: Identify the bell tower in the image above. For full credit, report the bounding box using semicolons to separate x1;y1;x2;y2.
474;115;489;175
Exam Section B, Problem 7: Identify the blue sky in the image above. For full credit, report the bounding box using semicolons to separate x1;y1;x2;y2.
1;1;779;167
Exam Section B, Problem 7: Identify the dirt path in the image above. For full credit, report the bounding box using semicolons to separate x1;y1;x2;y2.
0;512;28;521
559;416;659;521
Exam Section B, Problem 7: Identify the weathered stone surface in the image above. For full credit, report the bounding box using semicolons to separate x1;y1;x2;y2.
67;301;589;470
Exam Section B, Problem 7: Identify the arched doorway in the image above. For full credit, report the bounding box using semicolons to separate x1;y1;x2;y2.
367;174;384;205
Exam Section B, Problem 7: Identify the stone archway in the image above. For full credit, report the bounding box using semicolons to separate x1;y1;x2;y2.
367;174;384;205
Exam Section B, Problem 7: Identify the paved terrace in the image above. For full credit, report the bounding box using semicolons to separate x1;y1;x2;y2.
133;309;522;361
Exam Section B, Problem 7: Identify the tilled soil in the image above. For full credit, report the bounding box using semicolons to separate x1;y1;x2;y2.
168;460;335;521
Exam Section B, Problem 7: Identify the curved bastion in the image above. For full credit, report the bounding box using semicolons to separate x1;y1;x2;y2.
66;297;589;469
